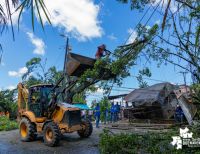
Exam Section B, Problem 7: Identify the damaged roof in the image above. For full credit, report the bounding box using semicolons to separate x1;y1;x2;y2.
124;82;176;106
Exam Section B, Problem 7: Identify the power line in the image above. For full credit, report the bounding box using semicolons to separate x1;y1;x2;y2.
124;0;162;45
130;74;169;83
143;0;162;27
124;4;152;44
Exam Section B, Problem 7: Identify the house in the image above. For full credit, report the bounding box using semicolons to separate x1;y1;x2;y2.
124;82;197;124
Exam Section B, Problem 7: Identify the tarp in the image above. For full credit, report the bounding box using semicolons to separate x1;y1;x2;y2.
125;82;175;106
73;104;92;110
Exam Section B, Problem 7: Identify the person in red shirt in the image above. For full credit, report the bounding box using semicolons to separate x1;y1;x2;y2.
95;44;110;59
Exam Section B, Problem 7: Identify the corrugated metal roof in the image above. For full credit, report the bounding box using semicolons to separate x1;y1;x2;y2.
124;82;175;106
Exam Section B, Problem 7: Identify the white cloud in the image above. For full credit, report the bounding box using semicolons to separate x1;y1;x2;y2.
96;87;104;94
127;28;138;44
155;20;160;25
27;32;45;55
6;85;16;90
107;33;117;41
39;0;103;41
145;25;151;30
8;67;28;77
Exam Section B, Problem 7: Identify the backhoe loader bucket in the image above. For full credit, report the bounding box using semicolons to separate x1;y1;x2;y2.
66;53;96;77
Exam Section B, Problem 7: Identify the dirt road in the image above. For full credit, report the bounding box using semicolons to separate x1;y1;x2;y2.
0;127;102;154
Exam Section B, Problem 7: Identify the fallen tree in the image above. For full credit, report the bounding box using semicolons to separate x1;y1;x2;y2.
64;24;159;102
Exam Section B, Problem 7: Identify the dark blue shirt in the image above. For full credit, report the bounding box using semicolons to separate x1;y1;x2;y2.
176;107;184;115
95;106;100;117
110;105;115;113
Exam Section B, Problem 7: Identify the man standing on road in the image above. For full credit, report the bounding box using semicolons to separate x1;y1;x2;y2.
113;103;118;122
116;102;121;121
175;105;184;123
110;102;115;123
95;103;101;128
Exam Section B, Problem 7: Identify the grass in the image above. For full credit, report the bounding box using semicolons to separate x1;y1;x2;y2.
0;116;18;131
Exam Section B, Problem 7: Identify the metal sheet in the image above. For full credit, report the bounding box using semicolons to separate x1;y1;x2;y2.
177;95;197;125
125;83;175;105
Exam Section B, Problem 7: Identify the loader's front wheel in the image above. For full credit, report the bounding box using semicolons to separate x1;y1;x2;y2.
77;119;93;138
20;117;37;142
43;122;60;147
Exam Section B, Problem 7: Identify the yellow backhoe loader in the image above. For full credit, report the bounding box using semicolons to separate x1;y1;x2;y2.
17;82;93;146
17;40;98;146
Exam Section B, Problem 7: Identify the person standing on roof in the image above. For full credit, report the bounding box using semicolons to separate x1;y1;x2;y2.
95;44;110;59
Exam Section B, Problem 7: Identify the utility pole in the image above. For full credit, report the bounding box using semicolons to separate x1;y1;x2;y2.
63;37;69;74
60;35;72;103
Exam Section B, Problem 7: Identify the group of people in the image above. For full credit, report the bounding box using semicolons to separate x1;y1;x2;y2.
94;102;121;128
81;102;185;129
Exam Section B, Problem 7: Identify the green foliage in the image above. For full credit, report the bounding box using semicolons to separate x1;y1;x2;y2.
191;84;200;117
137;67;151;88
24;76;43;87
0;0;51;34
22;57;62;87
99;98;111;121
99;128;200;154
73;92;86;104
117;0;200;83
0;90;17;119
22;57;42;81
0;116;18;131
77;25;158;92
16;0;52;31
46;66;63;84
117;0;152;10
191;84;200;104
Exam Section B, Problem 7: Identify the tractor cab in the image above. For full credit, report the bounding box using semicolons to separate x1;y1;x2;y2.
28;84;55;117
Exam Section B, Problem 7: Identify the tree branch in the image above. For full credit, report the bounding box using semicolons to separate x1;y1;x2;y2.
149;43;194;65
175;0;197;10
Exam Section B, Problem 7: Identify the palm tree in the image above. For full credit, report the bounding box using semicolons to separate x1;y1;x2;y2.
0;0;51;64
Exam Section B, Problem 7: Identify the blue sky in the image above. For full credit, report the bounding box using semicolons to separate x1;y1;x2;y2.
0;0;192;102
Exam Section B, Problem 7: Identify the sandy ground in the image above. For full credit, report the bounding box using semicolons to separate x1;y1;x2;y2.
0;126;102;154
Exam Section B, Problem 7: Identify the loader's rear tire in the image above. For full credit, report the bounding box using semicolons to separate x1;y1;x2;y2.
77;119;93;138
43;122;60;147
20;117;37;142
